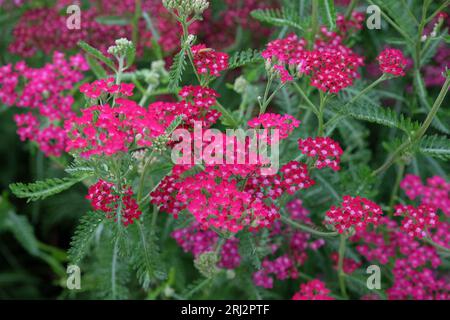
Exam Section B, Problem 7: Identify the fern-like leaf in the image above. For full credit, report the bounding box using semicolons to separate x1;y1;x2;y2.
228;49;263;69
250;8;304;31
419;135;450;160
10;174;91;202
68;211;106;264
168;47;187;90
335;100;420;135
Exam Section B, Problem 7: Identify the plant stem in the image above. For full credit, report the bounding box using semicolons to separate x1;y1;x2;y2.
337;234;348;299
293;82;318;115
137;150;155;203
310;0;319;49
388;163;405;212
280;215;338;238
422;237;450;254
372;76;450;176
317;91;327;136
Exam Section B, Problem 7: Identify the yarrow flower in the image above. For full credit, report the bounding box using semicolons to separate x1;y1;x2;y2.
0;52;88;156
292;280;334;300
79;78;134;99
325;196;383;233
400;174;450;216
377;48;408;76
248;113;300;140
86;179;141;226
191;44;229;77
65;96;165;158
298;137;343;171
262;33;364;93
394;204;438;238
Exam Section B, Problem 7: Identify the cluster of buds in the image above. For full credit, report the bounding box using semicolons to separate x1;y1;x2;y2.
162;0;209;19
194;251;220;278
107;38;134;57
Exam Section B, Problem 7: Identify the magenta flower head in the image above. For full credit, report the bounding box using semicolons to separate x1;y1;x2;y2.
377;48;408;76
325;195;383;234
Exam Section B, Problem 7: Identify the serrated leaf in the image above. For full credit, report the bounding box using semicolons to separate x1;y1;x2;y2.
229;49;263;69
86;55;107;79
78;40;116;71
419;135;450;160
168;48;187;90
318;0;336;31
333;99;420;135
95;16;131;26
165;115;183;136
68;211;105;264
10;174;91;202
5;211;39;256
250;8;304;31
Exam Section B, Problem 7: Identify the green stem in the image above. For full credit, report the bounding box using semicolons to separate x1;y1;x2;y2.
345;0;357;20
422;237;450;254
317;91;327;136
137;150;155;203
337;234;348;299
372;76;450;176
310;0;319;49
281;215;338;238
388;163;405;212
132;0;142;46
292;82;318;115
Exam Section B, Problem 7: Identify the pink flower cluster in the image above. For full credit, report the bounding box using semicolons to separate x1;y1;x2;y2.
351;217;448;299
298;137;343;171
325;196;383;233
191;44;229;77
0;52;88;156
292;280;334;300
65;95;165;158
400;174;450;216
171;222;241;269
86;179;141;226
262;33;364;93
247;113;300;140
394;204;438;239
149;86;221;130
253;254;298;289
79;78;134;99
377;48;408;76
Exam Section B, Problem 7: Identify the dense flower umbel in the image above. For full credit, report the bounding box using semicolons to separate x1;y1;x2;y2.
79;78;134;99
394;204;438;238
325;196;383;233
148;86;221;130
191;44;229;77
248;113;300;140
292;280;334;300
262;33;364;93
0;52;88;156
86;180;141;226
377;48;408;76
400;174;450;216
298;137;343;171
65;96;165;158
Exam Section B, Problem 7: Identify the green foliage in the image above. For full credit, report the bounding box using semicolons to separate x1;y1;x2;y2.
68;211;106;264
228;49;263;69
86;55;107;79
318;0;336;30
250;8;305;31
132;219;167;290
168;47;187;90
334;99;420;135
78;40;116;71
419;135;450;160
4;211;39;256
10;174;91;202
